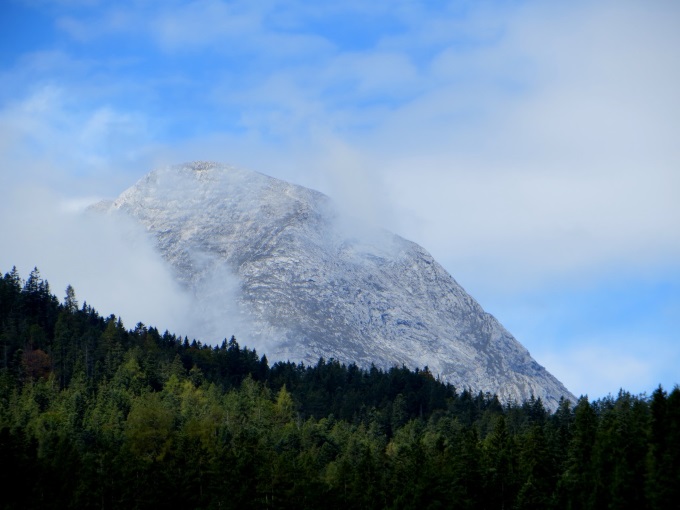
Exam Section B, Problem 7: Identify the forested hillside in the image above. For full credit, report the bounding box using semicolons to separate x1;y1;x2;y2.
1;266;678;509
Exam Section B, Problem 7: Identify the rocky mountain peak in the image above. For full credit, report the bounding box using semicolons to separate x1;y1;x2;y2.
102;161;575;409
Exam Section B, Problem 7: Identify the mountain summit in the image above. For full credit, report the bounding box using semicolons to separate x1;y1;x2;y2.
101;161;574;408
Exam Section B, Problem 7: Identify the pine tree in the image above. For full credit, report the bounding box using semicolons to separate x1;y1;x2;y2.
64;285;78;313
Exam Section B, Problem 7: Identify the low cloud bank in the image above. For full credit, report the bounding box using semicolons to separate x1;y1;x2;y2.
0;184;232;342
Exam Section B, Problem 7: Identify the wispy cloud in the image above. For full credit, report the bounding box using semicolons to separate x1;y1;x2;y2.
0;84;153;193
0;186;193;334
6;0;679;287
152;0;263;51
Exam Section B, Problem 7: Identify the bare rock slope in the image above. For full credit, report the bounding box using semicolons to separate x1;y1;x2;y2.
103;161;574;409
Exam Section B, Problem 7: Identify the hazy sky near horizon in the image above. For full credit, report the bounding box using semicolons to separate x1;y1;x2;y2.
1;0;679;400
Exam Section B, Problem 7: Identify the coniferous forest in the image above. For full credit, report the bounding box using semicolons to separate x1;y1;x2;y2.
1;266;679;509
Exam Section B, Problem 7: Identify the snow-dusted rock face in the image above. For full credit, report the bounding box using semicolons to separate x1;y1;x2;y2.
103;161;574;409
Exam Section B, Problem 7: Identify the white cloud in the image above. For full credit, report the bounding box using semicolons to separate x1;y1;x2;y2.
152;0;259;50
20;0;676;294
0;85;155;194
322;51;420;99
0;185;192;333
0;84;187;332
327;0;680;293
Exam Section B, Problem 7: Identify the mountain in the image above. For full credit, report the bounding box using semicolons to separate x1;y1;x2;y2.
97;161;574;409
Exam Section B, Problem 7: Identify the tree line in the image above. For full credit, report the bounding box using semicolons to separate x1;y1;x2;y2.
0;266;678;509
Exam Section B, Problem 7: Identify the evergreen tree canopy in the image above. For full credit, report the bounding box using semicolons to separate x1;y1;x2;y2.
0;266;678;509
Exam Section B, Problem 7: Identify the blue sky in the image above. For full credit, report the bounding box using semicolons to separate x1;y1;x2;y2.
1;0;679;399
